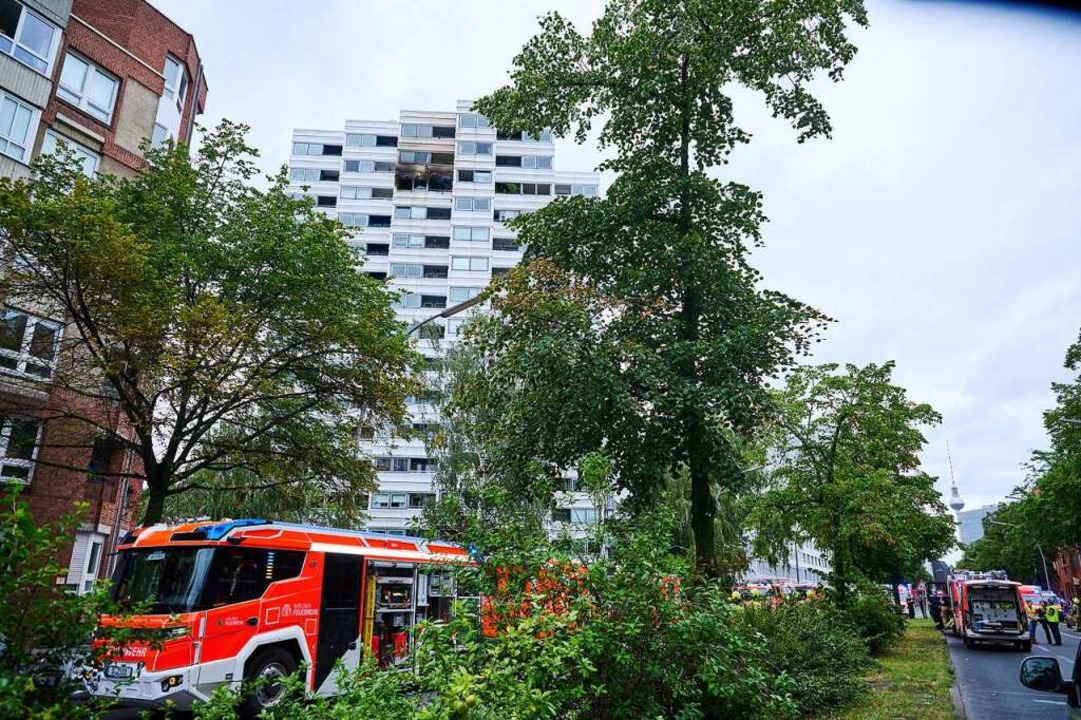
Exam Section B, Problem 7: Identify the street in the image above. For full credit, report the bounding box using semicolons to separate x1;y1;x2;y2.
949;624;1080;719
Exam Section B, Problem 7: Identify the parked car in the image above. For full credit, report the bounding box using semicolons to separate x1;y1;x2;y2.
1020;641;1081;718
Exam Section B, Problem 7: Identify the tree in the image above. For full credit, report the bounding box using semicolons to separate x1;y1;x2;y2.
469;0;868;572
748;362;954;601
0;122;416;524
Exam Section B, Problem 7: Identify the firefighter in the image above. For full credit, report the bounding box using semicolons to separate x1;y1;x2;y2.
730;587;743;604
928;591;944;631
1026;601;1040;644
1043;601;1063;646
1071;596;1080;628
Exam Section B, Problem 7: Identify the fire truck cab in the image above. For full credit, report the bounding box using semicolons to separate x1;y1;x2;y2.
85;519;471;716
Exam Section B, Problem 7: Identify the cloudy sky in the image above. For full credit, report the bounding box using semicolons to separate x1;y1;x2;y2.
152;0;1081;513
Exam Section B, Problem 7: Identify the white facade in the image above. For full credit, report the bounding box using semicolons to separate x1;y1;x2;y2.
287;101;600;535
745;540;831;585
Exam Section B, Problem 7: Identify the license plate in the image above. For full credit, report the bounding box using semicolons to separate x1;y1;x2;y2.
105;663;134;680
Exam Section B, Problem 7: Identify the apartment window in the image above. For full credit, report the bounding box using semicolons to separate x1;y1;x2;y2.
495;155;521;167
452;226;489;242
344;159;395;173
424;265;449;279
417;323;445;341
521;155;553;169
409;493;436;509
496;129;553;142
321;170;340;182
0;93;33;164
425;235;450;249
451;256;489;272
410;458;436;473
493;209;523;223
457;141;492;156
289;167;318;182
151;123;168;149
490;266;512;277
0;308;60;378
338;212;365;227
492;237;520;251
0;415;40;482
57;53;120;124
316;196;337;208
366;271;387;280
432;126;455;139
449;286;481;303
401;123;433;138
399;150;454;165
322;144;342;156
554;183;600;197
366;243;389;256
371;493;390;508
393;233;448;249
394;206;451;220
162;55;188;115
293;142;322;155
341;186;372;200
446;318;466;337
389;263;423;279
454;197;491;212
368;215;391;228
551;508;572;523
495;182;551;196
457;169;492;184
0;0;59;74
420;295;447;309
346;133;375;147
40;130;98;176
395;292;420;309
458;113;490;129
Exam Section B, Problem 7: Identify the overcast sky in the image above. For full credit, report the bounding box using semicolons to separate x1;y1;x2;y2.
152;0;1081;515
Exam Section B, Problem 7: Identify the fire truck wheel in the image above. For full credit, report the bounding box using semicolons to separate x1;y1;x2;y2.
1019;640;1032;652
238;647;298;719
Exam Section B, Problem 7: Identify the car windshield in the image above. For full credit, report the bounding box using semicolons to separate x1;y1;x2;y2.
111;547;215;614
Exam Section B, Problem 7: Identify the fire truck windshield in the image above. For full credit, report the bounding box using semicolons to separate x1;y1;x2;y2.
111;546;308;614
111;547;216;614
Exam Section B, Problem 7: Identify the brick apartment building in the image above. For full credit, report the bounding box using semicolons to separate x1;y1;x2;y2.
0;0;207;593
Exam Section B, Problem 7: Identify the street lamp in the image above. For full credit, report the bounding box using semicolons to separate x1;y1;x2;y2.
989;519;1052;591
406;295;482;337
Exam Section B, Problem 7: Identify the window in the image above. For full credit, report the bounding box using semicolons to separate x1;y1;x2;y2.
366;243;389;256
555;183;600;197
495;155;521;167
395;292;420;309
391;458;410;473
293;142;321;155
389;263;423;279
373;458;392;472
454;197;491;212
451;256;488;271
375;135;397;147
346;133;375;147
449;286;481;303
495;182;551;196
392;233;424;249
496;129;553;142
0;0;59;74
417;323;445;341
344;159;395;173
410;458;436;473
457;169;492;184
490;266;512;277
0;308;60;378
151;123;168;149
401;123;433;138
368;214;391;228
0;415;39;482
408;493;436;509
493;209;523;222
457;141;492;156
0;92;35;162
432;126;455;139
452;226;489;242
289;167;318;183
420;295;447;309
321;170;340;182
316;196;336;208
338;212;364;227
425;235;450;249
40;131;98;176
162;55;188;115
521;155;553;169
399;150;454;165
322;144;342;156
390;493;408;508
394;206;451;221
447;318;466;337
58;52;119;123
492;237;520;251
458;113;490;129
200;548;305;607
82;536;104;594
551;508;572;523
341;186;375;200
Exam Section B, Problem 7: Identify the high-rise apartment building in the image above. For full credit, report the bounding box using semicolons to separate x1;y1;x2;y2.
958;503;1000;546
0;0;207;594
288;101;600;535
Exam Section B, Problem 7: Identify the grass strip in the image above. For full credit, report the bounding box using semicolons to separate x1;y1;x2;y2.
831;618;955;720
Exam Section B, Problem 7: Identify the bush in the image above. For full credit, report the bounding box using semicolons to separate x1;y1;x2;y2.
739;600;870;716
844;592;906;656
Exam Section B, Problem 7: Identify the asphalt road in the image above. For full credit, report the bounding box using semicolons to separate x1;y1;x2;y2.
948;623;1080;719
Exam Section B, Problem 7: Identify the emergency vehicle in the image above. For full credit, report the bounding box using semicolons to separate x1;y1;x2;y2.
946;570;1028;651
86;519;472;717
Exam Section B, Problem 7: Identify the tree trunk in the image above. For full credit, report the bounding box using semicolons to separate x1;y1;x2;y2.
142;487;166;526
689;445;716;576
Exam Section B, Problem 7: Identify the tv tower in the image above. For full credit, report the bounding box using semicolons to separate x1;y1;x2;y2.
947;441;965;513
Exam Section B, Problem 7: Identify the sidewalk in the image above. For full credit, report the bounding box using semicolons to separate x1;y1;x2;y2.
832;619;956;720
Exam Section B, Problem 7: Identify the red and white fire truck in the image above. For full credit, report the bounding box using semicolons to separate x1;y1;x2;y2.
86;519;472;716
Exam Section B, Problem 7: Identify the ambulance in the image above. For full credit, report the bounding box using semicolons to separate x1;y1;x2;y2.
85;519;472;717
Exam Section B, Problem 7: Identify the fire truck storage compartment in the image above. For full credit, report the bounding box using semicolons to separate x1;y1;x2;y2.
367;563;416;668
969;585;1020;630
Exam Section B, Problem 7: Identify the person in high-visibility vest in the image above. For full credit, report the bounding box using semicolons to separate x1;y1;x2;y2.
730;588;743;604
1025;601;1040;644
1071;596;1080;627
1043;601;1063;645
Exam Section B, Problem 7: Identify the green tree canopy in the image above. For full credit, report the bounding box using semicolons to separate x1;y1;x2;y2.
748;362;954;600
469;0;868;573
0;122;416;524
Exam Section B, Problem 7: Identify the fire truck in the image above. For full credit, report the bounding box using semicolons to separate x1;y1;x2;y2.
946;570;1029;651
85;518;472;716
